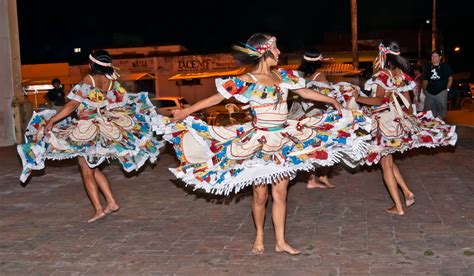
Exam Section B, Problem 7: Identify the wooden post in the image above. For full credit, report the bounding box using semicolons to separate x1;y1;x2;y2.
418;25;422;64
432;0;437;52
351;0;359;69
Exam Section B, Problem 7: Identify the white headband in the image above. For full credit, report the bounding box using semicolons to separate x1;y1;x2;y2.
89;54;113;67
303;54;323;62
89;54;120;80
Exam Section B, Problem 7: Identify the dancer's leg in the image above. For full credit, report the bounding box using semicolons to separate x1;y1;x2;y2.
94;169;120;214
380;155;404;215
78;157;106;222
392;162;415;207
252;184;268;254
272;178;300;255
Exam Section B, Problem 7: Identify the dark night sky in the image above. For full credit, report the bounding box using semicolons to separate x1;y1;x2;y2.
17;0;473;75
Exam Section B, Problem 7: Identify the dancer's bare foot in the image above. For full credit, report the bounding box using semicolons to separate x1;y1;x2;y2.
307;176;327;189
307;182;327;189
104;203;120;215
405;193;415;208
251;234;265;255
319;176;335;188
87;211;106;223
275;242;301;255
386;206;404;216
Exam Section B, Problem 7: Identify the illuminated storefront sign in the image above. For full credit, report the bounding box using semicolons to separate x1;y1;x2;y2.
173;54;238;73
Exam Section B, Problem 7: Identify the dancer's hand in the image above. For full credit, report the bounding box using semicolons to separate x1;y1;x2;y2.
332;100;343;114
171;108;190;122
44;120;54;136
352;90;360;102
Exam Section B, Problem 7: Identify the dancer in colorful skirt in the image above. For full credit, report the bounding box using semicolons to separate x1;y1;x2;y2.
17;50;165;222
288;50;359;189
288;51;335;188
352;41;457;215
166;33;372;255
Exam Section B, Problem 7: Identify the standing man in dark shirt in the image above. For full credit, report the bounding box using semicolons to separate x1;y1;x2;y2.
423;50;453;119
45;78;66;112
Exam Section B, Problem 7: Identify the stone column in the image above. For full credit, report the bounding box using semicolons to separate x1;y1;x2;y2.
0;0;32;146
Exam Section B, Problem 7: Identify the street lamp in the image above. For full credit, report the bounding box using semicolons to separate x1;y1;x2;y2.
454;46;461;53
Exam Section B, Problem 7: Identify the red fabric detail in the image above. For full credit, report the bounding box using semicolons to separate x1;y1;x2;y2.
337;131;351;138
403;72;414;82
312;150;328;160
421;135;433;143
320;124;334;130
378;72;390;85
223;80;238;95
367;152;378;163
210;141;221;153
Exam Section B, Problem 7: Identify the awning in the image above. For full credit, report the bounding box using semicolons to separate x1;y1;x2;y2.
279;64;363;76
168;63;362;80
22;76;82;86
168;68;247;80
119;73;156;81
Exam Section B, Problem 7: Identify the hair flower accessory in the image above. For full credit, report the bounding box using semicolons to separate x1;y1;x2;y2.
232;36;276;57
375;43;400;70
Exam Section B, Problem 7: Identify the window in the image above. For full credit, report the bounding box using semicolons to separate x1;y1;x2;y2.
151;99;177;108
158;100;176;108
176;79;201;86
179;98;189;106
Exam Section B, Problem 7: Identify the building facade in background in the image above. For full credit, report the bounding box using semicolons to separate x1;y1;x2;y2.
21;45;376;107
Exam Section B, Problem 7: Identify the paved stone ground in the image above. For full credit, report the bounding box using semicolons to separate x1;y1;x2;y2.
0;126;473;275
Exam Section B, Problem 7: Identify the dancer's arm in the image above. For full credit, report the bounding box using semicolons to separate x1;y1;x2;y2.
44;75;94;134
172;93;225;122
402;91;413;115
293;88;342;113
44;100;81;134
354;85;386;106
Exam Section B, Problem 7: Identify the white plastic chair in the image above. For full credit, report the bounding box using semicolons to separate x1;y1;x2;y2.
225;103;239;115
207;112;220;125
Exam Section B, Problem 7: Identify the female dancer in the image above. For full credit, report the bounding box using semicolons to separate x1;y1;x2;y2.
353;41;457;215
18;50;164;222
289;51;364;189
289;51;340;189
166;33;372;255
